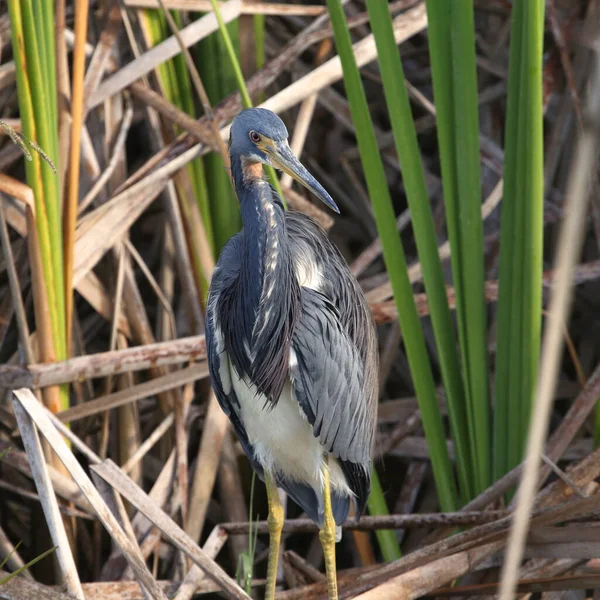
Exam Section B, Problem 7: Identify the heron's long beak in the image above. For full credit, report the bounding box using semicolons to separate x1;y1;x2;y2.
264;141;340;213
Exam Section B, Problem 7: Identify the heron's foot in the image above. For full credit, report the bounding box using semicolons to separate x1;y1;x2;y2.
320;460;338;600
319;518;338;600
265;473;284;600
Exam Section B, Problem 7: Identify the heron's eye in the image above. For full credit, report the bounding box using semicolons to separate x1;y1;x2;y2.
249;131;260;143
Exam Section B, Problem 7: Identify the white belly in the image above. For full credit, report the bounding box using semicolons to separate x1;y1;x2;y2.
230;369;351;498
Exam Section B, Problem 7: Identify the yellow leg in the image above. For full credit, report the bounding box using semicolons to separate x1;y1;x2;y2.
319;458;338;600
265;472;284;600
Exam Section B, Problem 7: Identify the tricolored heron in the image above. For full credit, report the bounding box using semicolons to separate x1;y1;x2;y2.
206;108;378;600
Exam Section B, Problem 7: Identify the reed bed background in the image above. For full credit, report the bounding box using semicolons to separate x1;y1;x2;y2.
0;0;599;598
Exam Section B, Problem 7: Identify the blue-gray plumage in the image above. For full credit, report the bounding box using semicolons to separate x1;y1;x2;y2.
206;109;378;570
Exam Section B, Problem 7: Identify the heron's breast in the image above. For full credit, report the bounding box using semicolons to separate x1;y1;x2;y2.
229;366;350;496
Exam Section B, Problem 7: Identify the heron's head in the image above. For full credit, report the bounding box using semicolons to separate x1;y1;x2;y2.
229;108;339;213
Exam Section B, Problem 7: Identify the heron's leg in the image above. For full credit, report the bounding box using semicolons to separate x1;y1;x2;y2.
319;458;338;600
265;472;284;600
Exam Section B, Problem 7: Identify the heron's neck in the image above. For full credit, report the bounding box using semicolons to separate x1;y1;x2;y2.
227;155;298;402
234;170;291;339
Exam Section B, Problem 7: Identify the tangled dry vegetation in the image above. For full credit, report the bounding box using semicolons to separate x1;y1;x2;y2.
1;0;600;599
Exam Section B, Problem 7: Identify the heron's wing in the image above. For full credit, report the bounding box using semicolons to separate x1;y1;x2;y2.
205;235;263;475
286;211;377;516
291;288;372;464
289;288;371;512
285;211;378;381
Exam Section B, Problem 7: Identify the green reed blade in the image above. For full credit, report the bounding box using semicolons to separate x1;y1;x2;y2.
142;8;215;260
9;0;65;366
367;0;473;502
493;0;545;479
368;468;401;561
208;0;285;207
327;0;458;512
425;0;490;493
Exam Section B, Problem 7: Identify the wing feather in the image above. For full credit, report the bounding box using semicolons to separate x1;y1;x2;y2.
291;289;369;463
286;211;378;516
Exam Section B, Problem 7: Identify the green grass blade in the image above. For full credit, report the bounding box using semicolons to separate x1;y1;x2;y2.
594;398;600;449
20;0;65;359
254;16;265;71
34;1;57;163
166;11;216;254
0;540;22;571
141;9;215;259
493;0;545;478
494;0;524;478
367;0;472;502
367;469;401;561
236;471;258;593
0;546;56;585
9;0;65;367
425;0;490;493
197;26;242;253
254;13;265;103
208;0;285;206
327;0;458;512
22;0;64;310
208;0;251;107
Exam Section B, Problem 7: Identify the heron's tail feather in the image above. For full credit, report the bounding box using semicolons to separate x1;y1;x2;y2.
331;490;351;526
277;477;350;533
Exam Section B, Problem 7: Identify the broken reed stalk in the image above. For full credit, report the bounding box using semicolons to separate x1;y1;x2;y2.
11;399;84;598
220;511;510;535
13;389;171;600
0;335;207;389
